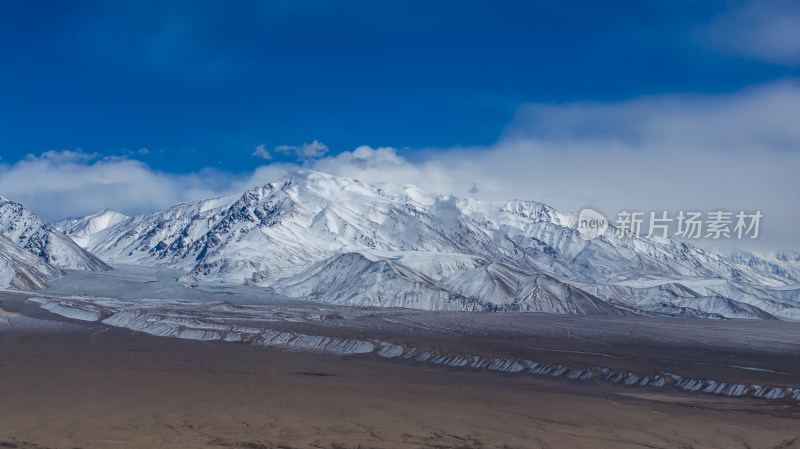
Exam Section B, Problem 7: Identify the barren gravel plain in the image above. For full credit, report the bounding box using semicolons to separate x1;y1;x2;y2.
1;269;799;449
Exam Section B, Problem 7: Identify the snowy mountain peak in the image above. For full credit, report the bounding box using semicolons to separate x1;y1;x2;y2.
54;209;129;245
500;199;575;227
54;209;128;248
280;170;402;204
0;196;110;271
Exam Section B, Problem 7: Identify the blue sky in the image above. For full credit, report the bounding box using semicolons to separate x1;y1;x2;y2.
1;0;797;171
1;0;799;250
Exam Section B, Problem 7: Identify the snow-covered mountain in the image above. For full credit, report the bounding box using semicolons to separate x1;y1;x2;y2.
723;250;800;283
77;171;800;319
53;209;129;248
0;233;64;290
0;195;111;271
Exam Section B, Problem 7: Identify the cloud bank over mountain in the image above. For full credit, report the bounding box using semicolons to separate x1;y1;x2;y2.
1;81;798;251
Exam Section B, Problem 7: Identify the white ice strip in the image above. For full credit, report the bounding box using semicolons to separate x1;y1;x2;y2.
650;376;666;387
607;371;625;383
414;351;432;362
471;356;489;369
28;295;800;404
763;388;786;400
486;358;525;373
704;381;726;394
45;304;101;321
400;347;418;359
565;368;584;379
178;329;220;340
624;373;641;385
530;363;555;375
30;297;103;321
723;384;749;397
377;342;405;358
432;354;469;367
30;297;378;354
259;331;375;354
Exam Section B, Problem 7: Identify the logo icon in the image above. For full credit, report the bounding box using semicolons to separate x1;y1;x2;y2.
577;208;608;240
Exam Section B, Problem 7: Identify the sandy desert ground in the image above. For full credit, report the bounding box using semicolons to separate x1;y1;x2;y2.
1;288;799;449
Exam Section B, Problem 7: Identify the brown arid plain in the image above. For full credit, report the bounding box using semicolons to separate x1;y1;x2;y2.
1;291;799;449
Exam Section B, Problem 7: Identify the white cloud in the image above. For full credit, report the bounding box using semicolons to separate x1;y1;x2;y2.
700;0;800;66
293;81;800;251
251;143;272;160
39;149;100;162
137;147;150;155
1;81;798;251
0;151;229;221
501;81;800;151
275;140;329;159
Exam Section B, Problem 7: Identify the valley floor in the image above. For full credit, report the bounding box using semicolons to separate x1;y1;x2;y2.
1;290;799;449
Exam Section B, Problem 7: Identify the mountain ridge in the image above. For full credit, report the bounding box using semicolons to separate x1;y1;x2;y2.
46;171;800;319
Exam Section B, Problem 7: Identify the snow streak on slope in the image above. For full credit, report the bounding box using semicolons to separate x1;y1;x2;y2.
77;171;800;319
724;250;800;284
53;209;129;248
0;196;110;271
0;233;63;290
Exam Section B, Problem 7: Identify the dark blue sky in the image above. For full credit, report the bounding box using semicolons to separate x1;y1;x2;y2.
1;0;797;173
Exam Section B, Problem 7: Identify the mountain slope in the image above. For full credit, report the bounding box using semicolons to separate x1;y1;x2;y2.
0;196;111;271
273;251;630;313
272;252;477;310
86;194;239;268
0;233;64;290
